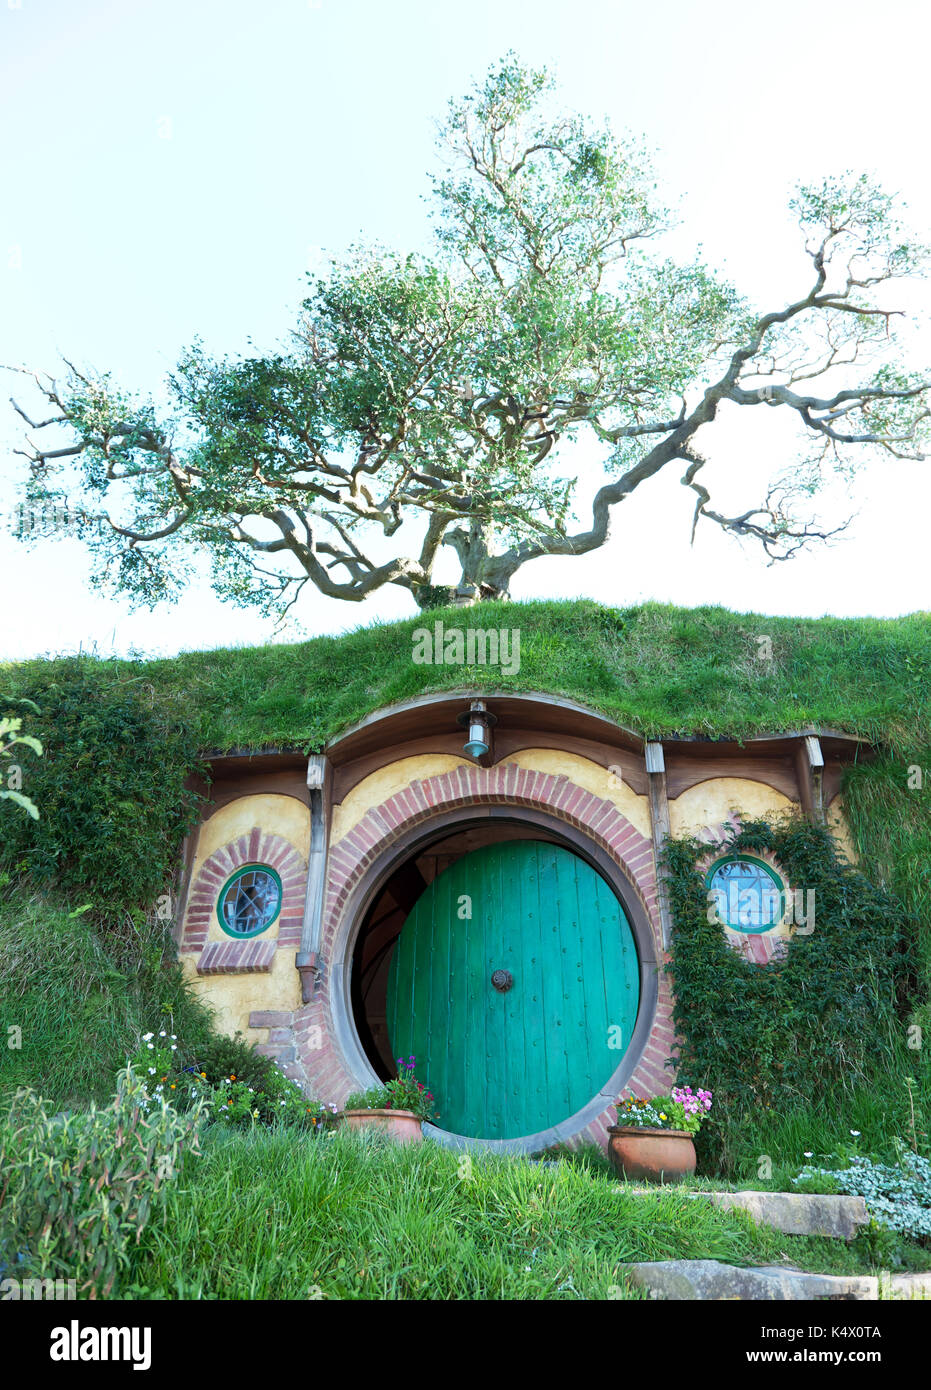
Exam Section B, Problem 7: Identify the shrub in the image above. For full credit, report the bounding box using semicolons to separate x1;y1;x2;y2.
663;815;915;1170
181;1029;279;1092
792;1148;931;1242
0;659;204;912
0;1066;205;1298
129;1030;337;1132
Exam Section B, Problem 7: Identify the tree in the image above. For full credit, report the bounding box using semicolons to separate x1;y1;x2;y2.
6;55;930;616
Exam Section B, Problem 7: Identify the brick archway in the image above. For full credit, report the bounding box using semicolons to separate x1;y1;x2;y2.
180;828;306;972
297;761;680;1150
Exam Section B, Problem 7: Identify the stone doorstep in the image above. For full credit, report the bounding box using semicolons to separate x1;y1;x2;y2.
623;1260;931;1301
623;1188;870;1241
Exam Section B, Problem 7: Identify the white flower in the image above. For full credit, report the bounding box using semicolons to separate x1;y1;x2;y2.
159;1030;167;1037
142;1033;154;1042
171;1045;177;1051
804;1151;813;1158
850;1130;861;1137
148;1067;156;1075
171;1034;177;1040
147;1043;154;1050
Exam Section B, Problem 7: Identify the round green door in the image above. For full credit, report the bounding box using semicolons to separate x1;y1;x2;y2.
385;840;640;1140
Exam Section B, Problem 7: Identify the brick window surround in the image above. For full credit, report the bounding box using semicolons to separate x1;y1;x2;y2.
180;829;306;974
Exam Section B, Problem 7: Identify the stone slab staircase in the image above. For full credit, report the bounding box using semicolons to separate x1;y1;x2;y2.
620;1189;930;1300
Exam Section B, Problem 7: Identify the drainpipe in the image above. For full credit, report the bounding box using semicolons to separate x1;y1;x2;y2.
296;754;328;1003
644;740;674;952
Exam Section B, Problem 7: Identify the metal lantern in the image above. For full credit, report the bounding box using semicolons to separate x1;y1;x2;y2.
457;699;497;760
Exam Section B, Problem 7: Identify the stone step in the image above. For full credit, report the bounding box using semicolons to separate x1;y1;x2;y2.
624;1187;870;1240
623;1260;931;1301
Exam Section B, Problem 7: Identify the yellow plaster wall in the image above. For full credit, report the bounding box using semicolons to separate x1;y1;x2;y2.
329;748;652;844
330;755;469;844
668;777;797;838
500;748;652;840
826;794;858;863
182;793;309;1043
181;949;301;1045
184;794;309;944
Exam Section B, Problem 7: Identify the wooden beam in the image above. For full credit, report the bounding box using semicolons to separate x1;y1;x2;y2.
795;736;825;824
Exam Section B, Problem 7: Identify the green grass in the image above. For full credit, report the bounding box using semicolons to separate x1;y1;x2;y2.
122;1127;931;1300
4;598;931;753
0;887;215;1108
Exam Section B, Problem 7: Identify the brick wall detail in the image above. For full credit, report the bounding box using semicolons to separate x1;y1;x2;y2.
180;829;306;963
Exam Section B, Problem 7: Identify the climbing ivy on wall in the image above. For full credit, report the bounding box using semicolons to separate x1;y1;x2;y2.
663;817;919;1163
0;660;205;915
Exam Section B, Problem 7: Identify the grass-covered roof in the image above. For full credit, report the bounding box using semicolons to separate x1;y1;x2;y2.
7;598;927;755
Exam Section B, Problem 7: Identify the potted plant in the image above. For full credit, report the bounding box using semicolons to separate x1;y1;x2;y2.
341;1055;437;1143
607;1086;712;1183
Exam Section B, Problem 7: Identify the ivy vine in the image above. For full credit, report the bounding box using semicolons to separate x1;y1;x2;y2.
662;816;917;1163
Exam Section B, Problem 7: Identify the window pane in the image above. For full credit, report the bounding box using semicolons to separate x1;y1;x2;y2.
709;859;782;931
220;869;281;936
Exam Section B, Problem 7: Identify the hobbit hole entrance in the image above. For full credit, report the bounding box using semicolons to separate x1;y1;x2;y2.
349;820;643;1143
175;695;869;1151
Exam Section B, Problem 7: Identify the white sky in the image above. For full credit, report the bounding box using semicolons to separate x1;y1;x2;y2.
1;0;930;660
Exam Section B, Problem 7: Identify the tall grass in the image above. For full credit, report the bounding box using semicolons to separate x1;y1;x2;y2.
124;1127;927;1300
0;887;215;1106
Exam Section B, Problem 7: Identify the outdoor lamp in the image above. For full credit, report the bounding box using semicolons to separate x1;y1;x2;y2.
457;700;497;760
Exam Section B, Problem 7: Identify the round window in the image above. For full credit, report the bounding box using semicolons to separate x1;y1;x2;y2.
217;865;283;938
705;855;785;934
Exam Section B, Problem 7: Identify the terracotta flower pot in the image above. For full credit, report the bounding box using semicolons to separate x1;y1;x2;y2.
607;1126;696;1183
341;1108;423;1143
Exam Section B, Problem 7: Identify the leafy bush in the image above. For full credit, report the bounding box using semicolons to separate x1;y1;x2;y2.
663;816;915;1170
0;659;204;912
129;1030;337;1132
181;1029;279;1092
0;1066;205;1298
345;1055;437;1121
793;1148;931;1242
0;694;43;820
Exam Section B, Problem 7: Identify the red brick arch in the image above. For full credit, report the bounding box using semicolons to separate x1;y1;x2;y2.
180;827;306;972
305;761;680;1148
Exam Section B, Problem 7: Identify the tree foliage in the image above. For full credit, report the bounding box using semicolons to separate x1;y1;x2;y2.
7;55;930;615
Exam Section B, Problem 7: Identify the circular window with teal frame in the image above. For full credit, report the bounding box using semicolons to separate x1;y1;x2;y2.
705;854;786;934
217;864;283;938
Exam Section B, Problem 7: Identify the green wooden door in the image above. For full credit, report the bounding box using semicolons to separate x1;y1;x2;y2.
385;840;640;1140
